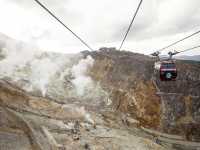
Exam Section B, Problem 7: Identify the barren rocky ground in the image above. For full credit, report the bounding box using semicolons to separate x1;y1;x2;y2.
0;79;166;150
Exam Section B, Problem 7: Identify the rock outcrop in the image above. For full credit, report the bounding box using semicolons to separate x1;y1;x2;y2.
86;48;200;142
0;79;166;150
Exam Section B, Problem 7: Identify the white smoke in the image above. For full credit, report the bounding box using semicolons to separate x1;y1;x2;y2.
0;37;70;96
154;61;161;70
0;35;109;106
0;37;97;98
71;55;94;96
0;41;41;79
27;57;66;96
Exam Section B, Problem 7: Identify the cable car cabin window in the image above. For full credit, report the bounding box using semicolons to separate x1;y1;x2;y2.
161;63;175;68
160;62;177;81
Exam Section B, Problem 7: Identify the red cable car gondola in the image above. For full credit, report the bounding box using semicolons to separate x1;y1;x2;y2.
153;51;178;81
159;61;177;81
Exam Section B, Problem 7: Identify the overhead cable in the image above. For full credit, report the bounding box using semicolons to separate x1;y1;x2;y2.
33;0;94;51
158;30;200;52
177;45;200;54
119;0;143;50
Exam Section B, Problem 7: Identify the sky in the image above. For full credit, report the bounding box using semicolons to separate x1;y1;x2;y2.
0;0;200;55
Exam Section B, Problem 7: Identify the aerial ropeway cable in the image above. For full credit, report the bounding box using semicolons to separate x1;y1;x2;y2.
119;0;143;50
33;0;199;57
33;0;94;51
176;45;200;55
163;45;200;58
151;29;200;56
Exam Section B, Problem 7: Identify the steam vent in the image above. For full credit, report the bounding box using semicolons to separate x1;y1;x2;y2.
0;42;200;149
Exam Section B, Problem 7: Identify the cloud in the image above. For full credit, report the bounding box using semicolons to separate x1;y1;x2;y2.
0;0;200;55
115;0;200;42
156;0;200;34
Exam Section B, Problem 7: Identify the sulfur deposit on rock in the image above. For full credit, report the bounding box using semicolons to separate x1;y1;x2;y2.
0;79;167;150
87;48;200;142
88;50;162;128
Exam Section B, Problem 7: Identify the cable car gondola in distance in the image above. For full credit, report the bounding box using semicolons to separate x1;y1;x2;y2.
159;61;177;81
153;51;178;81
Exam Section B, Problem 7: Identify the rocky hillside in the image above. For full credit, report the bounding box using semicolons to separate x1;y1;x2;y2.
87;48;200;140
0;34;200;150
175;55;200;61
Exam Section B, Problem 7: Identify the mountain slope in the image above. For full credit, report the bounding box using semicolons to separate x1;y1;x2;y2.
86;48;200;141
175;55;200;61
0;34;200;149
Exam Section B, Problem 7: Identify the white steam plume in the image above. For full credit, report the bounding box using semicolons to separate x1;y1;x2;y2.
0;37;70;96
0;34;109;105
71;55;94;96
